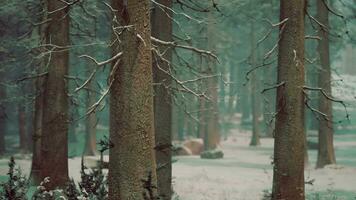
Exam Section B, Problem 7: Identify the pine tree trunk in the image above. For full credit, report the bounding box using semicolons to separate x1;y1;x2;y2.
204;13;220;150
272;0;306;199
109;1;158;199
240;70;251;123
30;15;47;183
151;0;173;198
316;0;336;168
84;64;97;156
250;22;261;146
40;0;70;189
228;64;236;117
30;67;45;185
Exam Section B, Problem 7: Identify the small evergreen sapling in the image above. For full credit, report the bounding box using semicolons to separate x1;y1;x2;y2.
0;157;29;200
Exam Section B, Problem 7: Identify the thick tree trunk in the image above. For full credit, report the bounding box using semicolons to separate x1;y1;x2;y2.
151;0;173;199
30;69;45;185
0;71;6;155
249;22;261;146
18;103;28;152
316;0;336;169
40;0;70;189
109;1;158;199
84;65;97;156
30;14;47;183
272;0;306;199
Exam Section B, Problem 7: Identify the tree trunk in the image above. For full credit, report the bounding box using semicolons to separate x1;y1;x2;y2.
109;1;158;199
204;14;220;151
240;69;251;124
151;0;173;199
30;68;45;185
0;71;6;155
84;65;97;156
316;0;336;169
249;22;261;146
30;13;47;183
272;0;306;199
40;0;70;189
18;103;28;152
228;64;236;118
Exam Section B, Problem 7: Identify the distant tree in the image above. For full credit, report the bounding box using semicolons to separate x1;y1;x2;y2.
109;0;158;199
83;66;98;156
39;0;70;189
151;0;173;199
249;21;261;146
204;12;220;150
18;102;28;153
0;69;6;155
316;0;336;168
272;0;306;199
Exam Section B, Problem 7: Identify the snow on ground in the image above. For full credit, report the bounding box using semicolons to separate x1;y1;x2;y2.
1;128;356;200
172;129;356;200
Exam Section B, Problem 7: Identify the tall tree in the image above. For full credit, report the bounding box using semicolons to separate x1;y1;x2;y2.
29;6;47;184
316;0;336;168
151;0;173;199
204;13;220;150
39;0;70;189
109;0;158;199
83;62;97;156
272;0;306;199
0;69;6;155
249;21;261;146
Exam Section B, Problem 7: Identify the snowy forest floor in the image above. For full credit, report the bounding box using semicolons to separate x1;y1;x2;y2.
1;128;356;200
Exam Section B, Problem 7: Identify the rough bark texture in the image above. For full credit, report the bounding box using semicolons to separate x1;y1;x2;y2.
39;0;70;189
30;15;47;183
316;0;336;169
84;64;97;156
30;67;45;185
0;70;6;155
272;0;306;199
249;22;261;146
109;0;158;199
151;0;173;198
204;13;220;150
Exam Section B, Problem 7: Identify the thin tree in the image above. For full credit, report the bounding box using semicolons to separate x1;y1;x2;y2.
39;0;70;189
272;0;306;199
151;0;173;199
316;0;336;168
109;0;158;199
84;61;97;156
249;21;261;146
0;69;6;155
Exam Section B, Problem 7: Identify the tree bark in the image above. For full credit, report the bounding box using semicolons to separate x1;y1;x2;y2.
151;0;173;199
272;0;306;199
109;0;158;199
39;0;70;189
30;13;47;183
249;22;261;146
316;0;336;169
84;64;97;156
204;13;220;150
